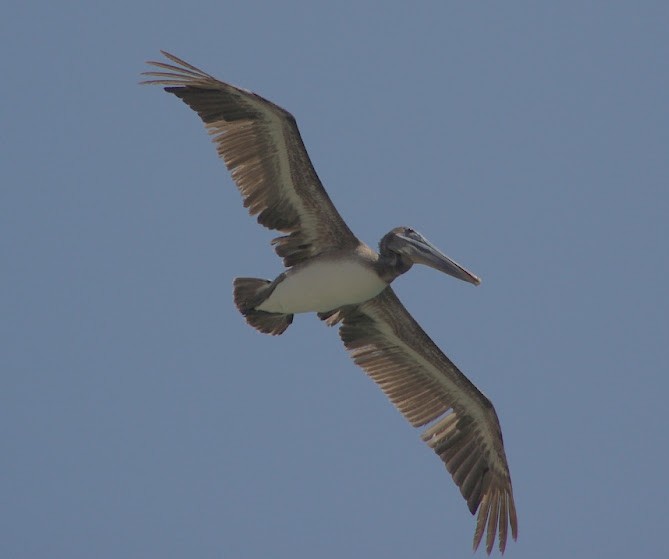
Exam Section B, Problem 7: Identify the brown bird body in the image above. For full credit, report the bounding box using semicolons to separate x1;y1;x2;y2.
142;51;517;554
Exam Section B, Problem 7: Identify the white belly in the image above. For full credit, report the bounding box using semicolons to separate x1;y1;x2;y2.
257;259;387;314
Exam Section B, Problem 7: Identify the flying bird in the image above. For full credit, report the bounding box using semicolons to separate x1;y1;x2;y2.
142;51;517;554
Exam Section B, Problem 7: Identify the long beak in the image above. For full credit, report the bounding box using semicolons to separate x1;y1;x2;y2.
399;234;481;286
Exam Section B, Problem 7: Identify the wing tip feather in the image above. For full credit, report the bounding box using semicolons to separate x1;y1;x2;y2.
470;486;517;555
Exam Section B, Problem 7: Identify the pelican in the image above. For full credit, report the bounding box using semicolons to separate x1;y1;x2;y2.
142;52;517;554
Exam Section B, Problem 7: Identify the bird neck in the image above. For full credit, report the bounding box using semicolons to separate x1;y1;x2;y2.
376;252;413;283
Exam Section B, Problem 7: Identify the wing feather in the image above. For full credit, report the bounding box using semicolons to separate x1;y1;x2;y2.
335;288;517;554
142;52;359;267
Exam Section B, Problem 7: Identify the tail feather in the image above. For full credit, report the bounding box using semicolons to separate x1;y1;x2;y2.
233;277;271;312
233;277;293;336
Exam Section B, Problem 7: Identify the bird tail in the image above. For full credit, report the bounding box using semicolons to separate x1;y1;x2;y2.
233;277;293;336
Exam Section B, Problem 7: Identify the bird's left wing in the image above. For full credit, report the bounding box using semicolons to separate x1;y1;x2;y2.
325;288;517;554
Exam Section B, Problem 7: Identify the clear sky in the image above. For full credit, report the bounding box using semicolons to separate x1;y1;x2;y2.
3;2;668;558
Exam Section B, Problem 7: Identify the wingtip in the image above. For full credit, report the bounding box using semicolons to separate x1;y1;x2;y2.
471;488;517;554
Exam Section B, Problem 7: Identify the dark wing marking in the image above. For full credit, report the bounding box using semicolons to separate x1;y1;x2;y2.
332;288;517;554
142;51;359;267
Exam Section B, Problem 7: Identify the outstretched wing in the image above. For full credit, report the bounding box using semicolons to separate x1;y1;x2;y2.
329;288;517;554
142;51;359;267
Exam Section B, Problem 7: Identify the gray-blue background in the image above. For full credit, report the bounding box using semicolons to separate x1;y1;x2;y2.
3;2;668;557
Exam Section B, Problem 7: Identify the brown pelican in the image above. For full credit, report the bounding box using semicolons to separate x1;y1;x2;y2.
142;52;517;554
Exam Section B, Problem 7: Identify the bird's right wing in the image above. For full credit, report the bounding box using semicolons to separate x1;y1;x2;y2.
142;51;360;267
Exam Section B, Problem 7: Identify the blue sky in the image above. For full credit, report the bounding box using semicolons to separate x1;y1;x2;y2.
3;2;668;558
